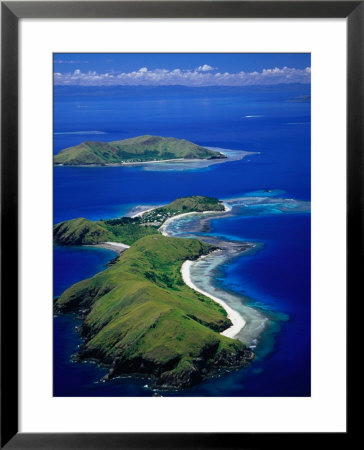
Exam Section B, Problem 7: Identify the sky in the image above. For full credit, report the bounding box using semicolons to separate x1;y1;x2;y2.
54;53;311;87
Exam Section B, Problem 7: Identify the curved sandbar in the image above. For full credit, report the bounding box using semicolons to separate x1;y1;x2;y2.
181;258;246;339
161;202;246;339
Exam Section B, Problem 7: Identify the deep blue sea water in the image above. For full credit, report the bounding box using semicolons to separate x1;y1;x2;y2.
53;84;310;396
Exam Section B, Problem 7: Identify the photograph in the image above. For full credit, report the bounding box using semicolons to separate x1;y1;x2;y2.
2;0;357;444
53;52;311;397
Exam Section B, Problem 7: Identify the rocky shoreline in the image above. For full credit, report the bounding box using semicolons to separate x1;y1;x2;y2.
70;322;254;389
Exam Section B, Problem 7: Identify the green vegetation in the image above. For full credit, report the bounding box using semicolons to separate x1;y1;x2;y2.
55;235;253;388
54;135;226;166
53;217;158;246
54;196;225;246
139;195;225;226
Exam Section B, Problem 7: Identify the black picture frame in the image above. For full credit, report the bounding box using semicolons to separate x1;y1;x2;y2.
1;1;358;448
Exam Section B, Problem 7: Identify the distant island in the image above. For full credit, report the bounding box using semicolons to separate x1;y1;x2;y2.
54;196;254;389
53;135;227;166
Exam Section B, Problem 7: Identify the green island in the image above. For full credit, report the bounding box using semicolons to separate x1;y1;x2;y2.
54;196;254;389
53;135;226;166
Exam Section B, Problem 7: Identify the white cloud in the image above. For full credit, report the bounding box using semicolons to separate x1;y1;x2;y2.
54;65;311;87
196;64;215;72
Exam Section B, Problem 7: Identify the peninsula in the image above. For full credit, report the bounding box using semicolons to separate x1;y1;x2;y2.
53;135;226;166
54;196;225;246
54;196;253;389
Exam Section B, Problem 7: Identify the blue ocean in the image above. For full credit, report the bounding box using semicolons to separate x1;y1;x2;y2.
53;84;311;396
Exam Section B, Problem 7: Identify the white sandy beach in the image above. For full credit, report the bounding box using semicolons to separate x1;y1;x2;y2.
159;212;199;236
94;241;130;253
181;259;246;339
222;202;232;212
159;203;231;236
131;207;159;218
104;241;130;249
121;157;187;166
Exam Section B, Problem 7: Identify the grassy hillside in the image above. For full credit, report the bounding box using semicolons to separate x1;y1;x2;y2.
54;196;225;245
53;217;158;246
55;235;253;388
54;135;226;165
53;218;114;245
